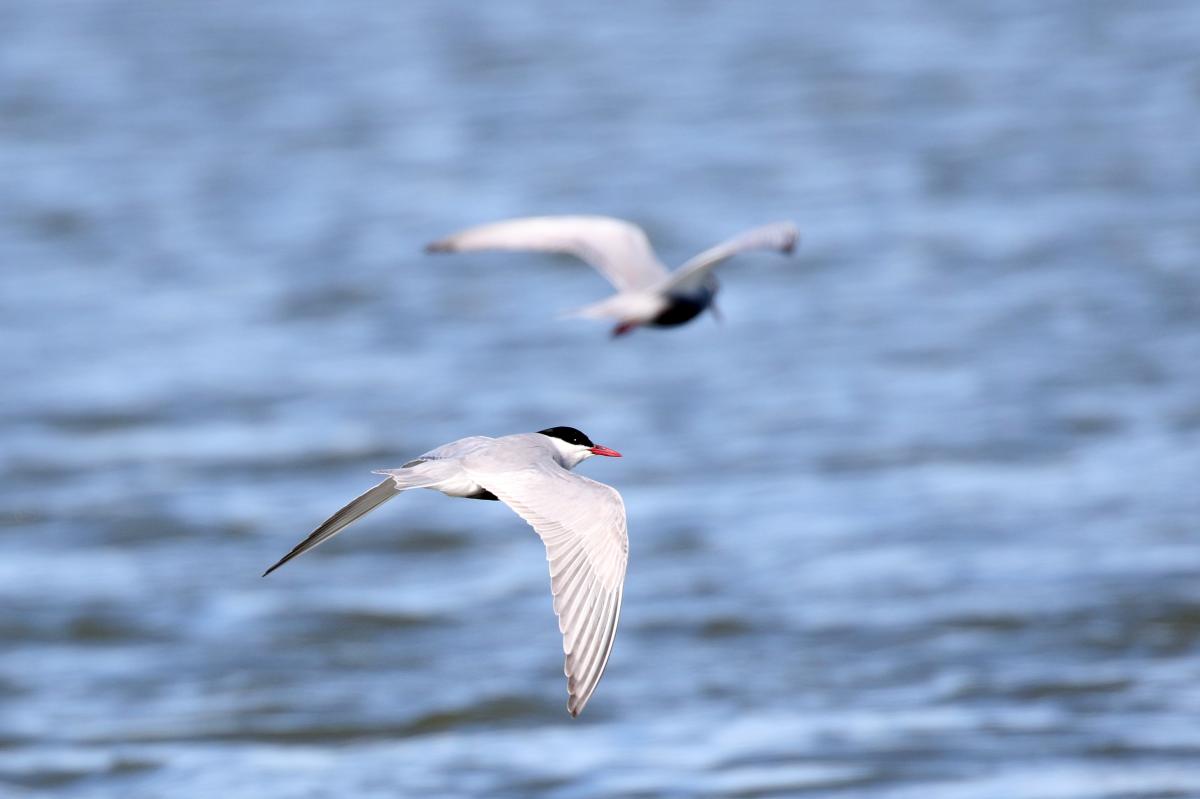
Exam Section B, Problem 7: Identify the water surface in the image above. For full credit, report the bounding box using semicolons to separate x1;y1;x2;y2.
2;2;1199;797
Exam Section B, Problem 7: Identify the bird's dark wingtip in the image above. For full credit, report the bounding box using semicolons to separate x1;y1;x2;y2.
424;240;453;253
261;557;288;578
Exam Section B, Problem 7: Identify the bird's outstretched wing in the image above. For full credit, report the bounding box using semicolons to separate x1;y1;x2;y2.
663;221;799;293
471;462;628;716
262;480;399;576
262;465;451;577
426;216;671;292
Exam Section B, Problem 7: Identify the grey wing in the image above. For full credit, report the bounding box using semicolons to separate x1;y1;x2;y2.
412;436;496;463
262;479;399;576
471;463;629;717
262;453;468;576
426;216;670;292
663;221;799;293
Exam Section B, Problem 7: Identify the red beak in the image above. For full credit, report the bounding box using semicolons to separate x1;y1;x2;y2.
589;444;622;457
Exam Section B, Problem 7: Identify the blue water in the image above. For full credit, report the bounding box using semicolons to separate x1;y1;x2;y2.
2;2;1200;797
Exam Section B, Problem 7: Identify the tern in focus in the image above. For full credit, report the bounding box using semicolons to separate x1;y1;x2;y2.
263;427;628;717
426;215;799;336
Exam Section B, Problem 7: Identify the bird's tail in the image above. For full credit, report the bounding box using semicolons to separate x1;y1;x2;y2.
262;479;401;576
558;297;622;321
558;291;665;323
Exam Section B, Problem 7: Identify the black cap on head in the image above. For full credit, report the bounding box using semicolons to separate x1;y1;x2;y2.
538;426;595;448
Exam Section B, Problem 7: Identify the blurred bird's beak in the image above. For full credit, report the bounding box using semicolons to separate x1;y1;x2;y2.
589;445;622;457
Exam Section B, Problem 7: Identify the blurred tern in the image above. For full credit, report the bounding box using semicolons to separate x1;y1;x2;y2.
263;427;627;717
426;215;799;335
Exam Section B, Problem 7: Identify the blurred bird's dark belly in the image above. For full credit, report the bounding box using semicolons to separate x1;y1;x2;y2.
650;296;708;327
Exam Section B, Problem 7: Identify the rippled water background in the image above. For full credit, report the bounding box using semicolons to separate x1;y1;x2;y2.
3;2;1200;797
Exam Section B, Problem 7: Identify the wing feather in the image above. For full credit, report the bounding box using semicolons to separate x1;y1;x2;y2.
472;463;628;716
427;215;670;292
261;479;400;577
663;221;799;293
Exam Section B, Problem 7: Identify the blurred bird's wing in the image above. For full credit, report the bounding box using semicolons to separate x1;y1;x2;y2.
426;216;671;292
662;221;799;294
470;462;628;717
